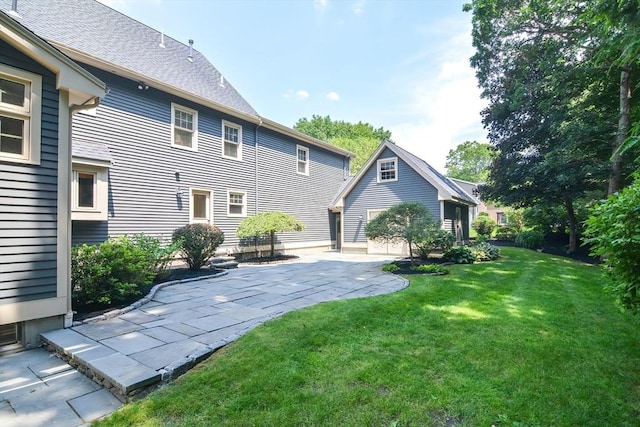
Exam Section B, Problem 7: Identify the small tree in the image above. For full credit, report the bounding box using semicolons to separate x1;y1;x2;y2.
236;211;305;258
584;175;640;312
365;202;434;265
472;212;496;238
172;223;225;270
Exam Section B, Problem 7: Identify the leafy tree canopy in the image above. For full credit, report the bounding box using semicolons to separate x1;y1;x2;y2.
236;211;305;258
364;202;435;264
294;115;392;174
445;140;494;183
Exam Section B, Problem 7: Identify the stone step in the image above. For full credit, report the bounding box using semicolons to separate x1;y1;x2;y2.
211;261;239;269
40;329;161;401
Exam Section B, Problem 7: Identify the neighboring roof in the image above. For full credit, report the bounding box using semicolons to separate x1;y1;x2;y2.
331;141;477;209
72;140;113;166
449;178;482;205
330;176;354;209
0;10;106;104
1;0;257;118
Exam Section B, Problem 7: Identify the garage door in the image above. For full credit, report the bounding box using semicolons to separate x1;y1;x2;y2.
366;209;407;255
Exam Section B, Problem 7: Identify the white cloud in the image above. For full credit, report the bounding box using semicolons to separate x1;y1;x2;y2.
314;0;328;11
282;89;310;100
353;0;366;15
388;24;487;173
326;91;340;101
296;90;310;99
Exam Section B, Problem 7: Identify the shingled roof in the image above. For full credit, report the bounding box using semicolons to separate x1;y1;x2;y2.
1;0;258;118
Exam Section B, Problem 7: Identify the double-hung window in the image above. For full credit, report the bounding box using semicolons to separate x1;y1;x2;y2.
227;190;246;217
222;120;242;160
0;65;41;164
74;171;97;209
297;145;309;175
377;157;398;183
190;189;212;223
171;103;197;150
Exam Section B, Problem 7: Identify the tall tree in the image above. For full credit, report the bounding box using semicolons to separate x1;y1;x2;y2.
294;115;392;173
465;0;617;252
445;140;494;182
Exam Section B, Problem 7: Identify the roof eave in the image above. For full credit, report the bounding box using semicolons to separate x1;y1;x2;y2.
0;13;106;103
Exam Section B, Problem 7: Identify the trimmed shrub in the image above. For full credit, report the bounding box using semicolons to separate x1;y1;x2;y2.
382;263;400;273
71;235;168;306
470;242;500;261
494;225;519;241
131;234;182;281
172;223;225;270
411;264;450;275
443;246;476;264
415;229;456;259
472;214;496;237
515;230;545;250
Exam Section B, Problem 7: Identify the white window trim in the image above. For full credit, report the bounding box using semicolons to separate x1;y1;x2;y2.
297;145;309;176
377;157;398;183
171;102;198;151
71;164;108;221
0;64;41;165
222;120;242;161
227;189;247;217
190;188;213;224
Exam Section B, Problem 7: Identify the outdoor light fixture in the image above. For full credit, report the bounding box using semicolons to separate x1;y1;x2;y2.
176;187;185;198
137;82;149;90
358;214;364;222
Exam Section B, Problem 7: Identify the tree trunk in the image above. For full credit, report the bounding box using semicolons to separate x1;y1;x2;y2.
270;230;275;258
609;67;631;195
563;195;578;253
408;239;415;266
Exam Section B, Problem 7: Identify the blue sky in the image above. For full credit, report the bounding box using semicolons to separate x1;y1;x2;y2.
100;0;487;173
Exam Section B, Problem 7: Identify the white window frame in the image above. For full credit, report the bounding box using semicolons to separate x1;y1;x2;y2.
171;103;198;151
377;157;398;183
227;190;247;217
71;164;109;221
0;64;41;164
190;188;213;224
297;145;309;176
222;120;242;160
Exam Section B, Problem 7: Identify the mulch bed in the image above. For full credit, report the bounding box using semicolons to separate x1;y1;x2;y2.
73;267;222;321
238;254;299;265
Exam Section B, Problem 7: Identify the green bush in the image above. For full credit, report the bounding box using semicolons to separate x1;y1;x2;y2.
584;175;640;312
131;234;182;281
172;223;225;270
72;235;174;306
411;264;450;275
443;246;476;264
469;242;500;261
472;214;496;237
515;230;545;250
382;263;400;273
494;225;519;241
415;229;456;259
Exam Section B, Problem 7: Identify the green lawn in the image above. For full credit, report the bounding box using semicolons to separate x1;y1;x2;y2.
97;248;640;426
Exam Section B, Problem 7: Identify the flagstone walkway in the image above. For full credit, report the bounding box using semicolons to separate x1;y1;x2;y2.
1;252;407;426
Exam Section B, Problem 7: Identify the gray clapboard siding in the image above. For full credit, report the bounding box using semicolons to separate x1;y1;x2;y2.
344;147;440;244
443;201;470;240
256;127;348;246
71;66;349;251
0;40;60;305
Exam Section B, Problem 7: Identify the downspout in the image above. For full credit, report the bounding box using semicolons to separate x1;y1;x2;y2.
255;116;262;215
65;96;102;327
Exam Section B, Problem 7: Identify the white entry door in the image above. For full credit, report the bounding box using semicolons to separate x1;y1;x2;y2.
366;209;407;255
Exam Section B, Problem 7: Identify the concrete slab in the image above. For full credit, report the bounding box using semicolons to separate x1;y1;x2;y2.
118;310;162;325
101;332;164;355
162;321;207;337
68;388;122;423
89;353;160;394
